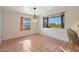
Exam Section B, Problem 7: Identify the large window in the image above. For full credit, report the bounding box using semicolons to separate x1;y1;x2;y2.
20;17;30;31
43;12;64;28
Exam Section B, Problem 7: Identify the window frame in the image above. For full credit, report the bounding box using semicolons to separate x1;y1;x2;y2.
23;18;31;30
43;13;64;28
43;18;48;28
20;17;31;31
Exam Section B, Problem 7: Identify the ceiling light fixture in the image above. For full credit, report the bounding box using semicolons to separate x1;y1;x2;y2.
32;7;37;22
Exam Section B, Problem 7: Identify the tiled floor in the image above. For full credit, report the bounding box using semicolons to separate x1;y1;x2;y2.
0;34;69;52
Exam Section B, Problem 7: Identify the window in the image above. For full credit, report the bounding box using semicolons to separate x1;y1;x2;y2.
20;17;30;31
43;12;64;28
43;18;48;28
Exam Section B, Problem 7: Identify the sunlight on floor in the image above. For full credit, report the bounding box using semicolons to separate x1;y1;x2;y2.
0;35;69;52
57;45;69;52
19;39;32;51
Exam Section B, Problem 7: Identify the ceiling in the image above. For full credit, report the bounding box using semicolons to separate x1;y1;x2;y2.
1;6;56;15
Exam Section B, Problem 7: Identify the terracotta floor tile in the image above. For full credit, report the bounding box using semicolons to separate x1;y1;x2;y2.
0;34;73;52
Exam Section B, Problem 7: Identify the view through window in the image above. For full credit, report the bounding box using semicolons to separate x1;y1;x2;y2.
43;14;64;28
20;17;30;31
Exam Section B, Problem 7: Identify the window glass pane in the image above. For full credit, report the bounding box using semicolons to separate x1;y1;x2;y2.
23;19;30;30
43;13;64;28
48;17;61;28
48;17;61;24
43;18;48;28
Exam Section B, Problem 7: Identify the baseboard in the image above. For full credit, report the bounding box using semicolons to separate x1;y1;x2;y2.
40;33;68;42
3;33;68;42
5;33;40;40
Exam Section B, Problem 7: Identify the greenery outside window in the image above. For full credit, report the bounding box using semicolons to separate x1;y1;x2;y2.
43;12;64;28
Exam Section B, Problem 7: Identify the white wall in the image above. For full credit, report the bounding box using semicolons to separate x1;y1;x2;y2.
2;7;79;41
39;7;79;42
0;8;2;44
3;10;39;40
